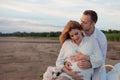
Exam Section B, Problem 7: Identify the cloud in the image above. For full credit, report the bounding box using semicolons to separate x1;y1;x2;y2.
0;0;120;32
0;0;119;18
0;17;41;25
0;24;63;33
0;1;30;13
0;17;63;33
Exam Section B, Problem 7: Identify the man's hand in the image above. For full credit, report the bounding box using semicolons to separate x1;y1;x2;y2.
70;52;83;61
77;60;92;69
71;52;90;62
70;55;79;61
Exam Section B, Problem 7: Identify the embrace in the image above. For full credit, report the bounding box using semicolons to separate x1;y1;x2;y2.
43;10;107;80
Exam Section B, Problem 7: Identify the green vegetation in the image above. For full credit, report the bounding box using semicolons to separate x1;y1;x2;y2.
102;30;120;41
0;29;120;41
105;33;120;41
0;31;61;38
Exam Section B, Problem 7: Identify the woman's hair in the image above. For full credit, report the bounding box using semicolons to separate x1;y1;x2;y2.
59;20;82;45
83;10;98;23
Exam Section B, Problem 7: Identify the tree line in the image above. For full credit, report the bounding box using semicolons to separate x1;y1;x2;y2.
0;30;120;41
101;29;120;34
0;31;61;37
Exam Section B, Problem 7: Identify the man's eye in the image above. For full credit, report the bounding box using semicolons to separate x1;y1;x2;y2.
81;21;87;24
83;22;87;24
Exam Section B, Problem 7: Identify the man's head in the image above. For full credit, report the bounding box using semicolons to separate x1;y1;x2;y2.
80;10;98;36
83;10;98;23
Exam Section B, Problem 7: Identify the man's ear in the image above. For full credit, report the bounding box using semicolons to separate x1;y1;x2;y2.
92;22;95;27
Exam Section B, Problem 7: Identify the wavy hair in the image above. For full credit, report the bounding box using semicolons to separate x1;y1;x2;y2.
59;20;82;45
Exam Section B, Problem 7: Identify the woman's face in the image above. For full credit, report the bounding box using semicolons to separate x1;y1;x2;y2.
69;29;83;44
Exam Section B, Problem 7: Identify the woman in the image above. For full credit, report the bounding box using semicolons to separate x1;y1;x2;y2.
55;20;103;80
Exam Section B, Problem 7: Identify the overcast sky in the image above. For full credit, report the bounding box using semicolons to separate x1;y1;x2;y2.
0;0;120;33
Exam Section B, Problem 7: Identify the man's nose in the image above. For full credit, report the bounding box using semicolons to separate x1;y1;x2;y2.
81;23;83;26
79;21;82;24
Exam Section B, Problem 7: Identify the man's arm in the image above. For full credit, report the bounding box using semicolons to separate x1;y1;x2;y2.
71;52;90;61
70;52;92;69
77;60;92;69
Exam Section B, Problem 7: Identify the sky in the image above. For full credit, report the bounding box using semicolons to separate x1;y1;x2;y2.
0;0;120;33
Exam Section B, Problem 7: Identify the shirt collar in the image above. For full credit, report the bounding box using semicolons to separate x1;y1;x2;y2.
90;27;97;38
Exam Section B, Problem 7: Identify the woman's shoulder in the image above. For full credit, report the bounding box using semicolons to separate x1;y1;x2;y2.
63;39;72;45
64;39;72;43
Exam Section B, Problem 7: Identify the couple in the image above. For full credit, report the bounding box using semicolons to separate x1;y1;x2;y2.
55;10;107;80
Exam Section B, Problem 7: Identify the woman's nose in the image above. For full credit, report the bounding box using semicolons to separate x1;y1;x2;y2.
73;36;77;40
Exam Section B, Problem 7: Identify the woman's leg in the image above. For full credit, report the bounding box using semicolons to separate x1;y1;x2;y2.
55;76;70;80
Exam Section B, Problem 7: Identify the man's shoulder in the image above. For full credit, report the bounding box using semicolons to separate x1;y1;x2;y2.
95;28;104;35
95;28;106;39
94;28;107;44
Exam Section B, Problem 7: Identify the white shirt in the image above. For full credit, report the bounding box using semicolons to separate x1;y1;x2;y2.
56;37;103;80
86;28;107;80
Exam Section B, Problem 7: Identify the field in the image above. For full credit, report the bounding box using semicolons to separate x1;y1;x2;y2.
105;33;120;41
0;37;120;80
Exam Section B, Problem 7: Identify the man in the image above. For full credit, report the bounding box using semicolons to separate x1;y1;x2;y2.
65;10;107;80
80;10;107;80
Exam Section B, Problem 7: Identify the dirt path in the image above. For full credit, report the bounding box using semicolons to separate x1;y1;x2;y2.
0;37;120;80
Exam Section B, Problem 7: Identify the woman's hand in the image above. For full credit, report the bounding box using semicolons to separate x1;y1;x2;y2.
72;71;84;80
70;55;79;61
64;61;84;80
64;61;72;71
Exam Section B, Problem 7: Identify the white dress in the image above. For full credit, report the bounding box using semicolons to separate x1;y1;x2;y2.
56;37;103;80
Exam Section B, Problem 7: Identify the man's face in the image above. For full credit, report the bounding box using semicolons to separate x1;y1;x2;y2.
80;14;94;32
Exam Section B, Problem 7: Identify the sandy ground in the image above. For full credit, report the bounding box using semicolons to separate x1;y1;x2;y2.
0;37;120;80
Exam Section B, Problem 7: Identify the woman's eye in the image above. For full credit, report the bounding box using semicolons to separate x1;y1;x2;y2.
71;35;73;37
75;32;78;35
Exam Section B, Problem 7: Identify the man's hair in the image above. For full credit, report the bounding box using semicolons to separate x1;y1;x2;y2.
83;10;98;23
